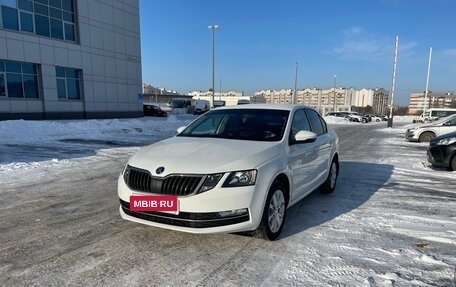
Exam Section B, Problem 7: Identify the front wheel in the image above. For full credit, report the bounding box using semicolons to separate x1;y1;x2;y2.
320;158;339;194
419;132;436;142
254;180;287;240
450;155;456;171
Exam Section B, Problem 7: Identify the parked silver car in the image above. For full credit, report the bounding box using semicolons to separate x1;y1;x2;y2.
406;114;456;142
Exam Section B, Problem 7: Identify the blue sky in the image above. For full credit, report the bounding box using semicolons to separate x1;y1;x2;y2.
139;0;456;105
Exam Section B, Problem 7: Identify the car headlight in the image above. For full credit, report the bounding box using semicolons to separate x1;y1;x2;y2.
123;165;131;182
222;170;257;187
437;137;456;145
198;173;224;193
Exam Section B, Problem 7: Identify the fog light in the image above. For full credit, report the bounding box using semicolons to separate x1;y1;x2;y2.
217;208;249;218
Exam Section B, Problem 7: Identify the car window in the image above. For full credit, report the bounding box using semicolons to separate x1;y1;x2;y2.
446;117;456;126
178;109;289;141
185;113;226;135
305;109;325;135
289;109;311;144
318;114;328;133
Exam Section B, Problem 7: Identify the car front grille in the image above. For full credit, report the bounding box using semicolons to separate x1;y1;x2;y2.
124;165;204;196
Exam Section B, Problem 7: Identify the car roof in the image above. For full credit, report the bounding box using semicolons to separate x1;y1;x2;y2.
215;104;313;112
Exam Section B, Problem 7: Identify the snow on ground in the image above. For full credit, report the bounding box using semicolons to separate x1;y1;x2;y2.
0;115;194;172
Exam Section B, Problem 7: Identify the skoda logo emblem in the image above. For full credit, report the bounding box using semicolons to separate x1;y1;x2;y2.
156;166;165;174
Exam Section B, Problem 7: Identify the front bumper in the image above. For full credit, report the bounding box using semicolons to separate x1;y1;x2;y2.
405;131;418;141
427;144;454;169
118;174;267;234
427;147;445;168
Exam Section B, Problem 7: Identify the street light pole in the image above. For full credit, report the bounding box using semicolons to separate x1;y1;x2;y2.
294;62;298;104
208;25;219;108
219;76;222;100
423;47;432;116
333;74;337;112
388;35;399;128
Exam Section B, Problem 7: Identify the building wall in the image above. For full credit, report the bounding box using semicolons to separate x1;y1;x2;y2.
254;87;388;114
0;0;142;120
409;92;456;114
372;88;389;115
189;90;244;98
352;89;374;107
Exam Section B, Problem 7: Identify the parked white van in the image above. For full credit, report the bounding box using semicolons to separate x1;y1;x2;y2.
413;108;456;123
194;100;210;115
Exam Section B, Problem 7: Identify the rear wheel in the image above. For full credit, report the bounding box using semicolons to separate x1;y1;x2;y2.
254;180;287;240
320;158;339;194
419;132;436;142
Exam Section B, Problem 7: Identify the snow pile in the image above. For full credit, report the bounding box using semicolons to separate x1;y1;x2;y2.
323;116;351;124
0;116;195;144
392;115;416;123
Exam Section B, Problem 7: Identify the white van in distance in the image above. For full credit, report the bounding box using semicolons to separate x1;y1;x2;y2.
413;108;456;123
194;100;210;115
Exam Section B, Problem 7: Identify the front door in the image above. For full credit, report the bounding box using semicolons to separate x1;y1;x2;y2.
287;109;320;202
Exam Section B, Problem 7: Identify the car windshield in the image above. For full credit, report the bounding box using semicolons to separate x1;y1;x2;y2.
178;109;289;141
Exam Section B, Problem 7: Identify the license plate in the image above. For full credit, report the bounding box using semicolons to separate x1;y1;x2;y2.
130;195;179;214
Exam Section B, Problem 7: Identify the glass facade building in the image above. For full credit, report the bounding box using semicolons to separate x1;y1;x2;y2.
0;0;142;120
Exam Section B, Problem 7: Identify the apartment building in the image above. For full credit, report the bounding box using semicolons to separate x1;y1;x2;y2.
409;92;456;114
254;87;389;115
0;0;142;120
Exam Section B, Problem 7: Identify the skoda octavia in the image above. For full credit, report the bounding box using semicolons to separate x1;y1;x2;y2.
118;104;339;240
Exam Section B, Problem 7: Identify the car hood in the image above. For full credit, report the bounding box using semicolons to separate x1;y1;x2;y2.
409;124;437;131
128;136;282;176
431;130;456;142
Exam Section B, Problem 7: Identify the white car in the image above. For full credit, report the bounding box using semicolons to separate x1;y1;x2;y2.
406;114;456;142
118;104;339;240
366;114;382;122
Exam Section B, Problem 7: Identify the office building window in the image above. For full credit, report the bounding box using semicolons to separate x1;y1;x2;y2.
19;11;33;32
56;66;81;100
0;0;77;42
2;5;19;30
0;60;39;99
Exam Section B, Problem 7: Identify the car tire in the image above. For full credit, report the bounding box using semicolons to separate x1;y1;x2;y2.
419;132;436;142
450;155;456;171
254;180;287;240
320;158;339;194
362;118;368;123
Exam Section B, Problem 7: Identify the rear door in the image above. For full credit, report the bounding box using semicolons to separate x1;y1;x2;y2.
304;109;332;187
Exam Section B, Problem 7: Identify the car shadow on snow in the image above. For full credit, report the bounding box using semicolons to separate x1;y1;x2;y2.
278;161;394;240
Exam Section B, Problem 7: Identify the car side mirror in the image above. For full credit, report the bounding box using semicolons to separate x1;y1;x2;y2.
177;126;186;134
294;130;317;143
443;122;451;126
